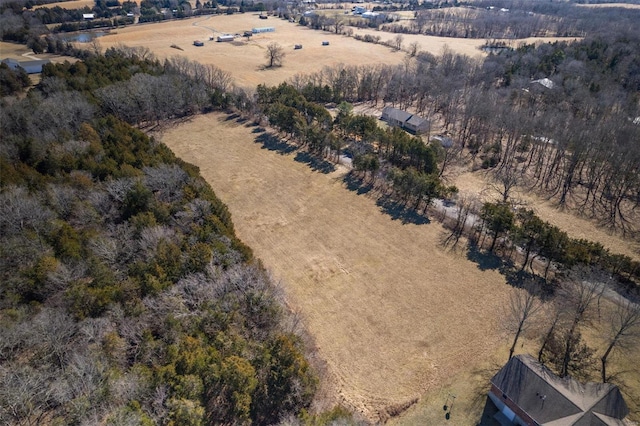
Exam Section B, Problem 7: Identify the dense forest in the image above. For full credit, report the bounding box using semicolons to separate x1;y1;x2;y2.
0;49;355;425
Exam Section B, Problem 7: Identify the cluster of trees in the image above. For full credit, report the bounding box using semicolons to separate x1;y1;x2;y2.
256;83;456;216
0;47;338;425
0;62;31;97
287;30;640;237
473;203;640;287
505;273;640;383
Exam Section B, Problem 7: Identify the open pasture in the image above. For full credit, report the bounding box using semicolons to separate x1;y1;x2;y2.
160;112;514;422
93;14;580;90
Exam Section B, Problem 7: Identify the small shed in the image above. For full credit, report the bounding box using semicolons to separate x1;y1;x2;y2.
193;40;204;46
82;13;95;19
252;27;275;33
217;34;234;42
322;41;329;46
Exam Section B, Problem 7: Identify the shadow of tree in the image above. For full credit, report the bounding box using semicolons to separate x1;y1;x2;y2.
254;133;297;155
294;151;336;174
467;243;503;271
342;173;374;196
376;195;431;225
252;127;266;134
502;269;556;300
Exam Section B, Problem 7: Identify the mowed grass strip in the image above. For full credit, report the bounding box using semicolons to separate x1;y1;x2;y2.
161;112;512;422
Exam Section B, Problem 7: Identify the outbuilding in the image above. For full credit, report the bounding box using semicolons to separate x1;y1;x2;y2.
217;34;234;42
2;58;51;74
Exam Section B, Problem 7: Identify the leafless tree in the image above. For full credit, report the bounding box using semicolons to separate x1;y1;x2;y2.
407;41;420;58
393;34;404;51
600;300;640;382
504;285;542;361
489;164;522;203
265;42;285;68
556;266;605;377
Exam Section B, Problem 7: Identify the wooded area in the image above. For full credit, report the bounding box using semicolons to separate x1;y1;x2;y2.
0;49;334;425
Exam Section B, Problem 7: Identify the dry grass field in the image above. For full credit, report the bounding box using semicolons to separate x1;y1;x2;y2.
95;15;410;89
33;0;95;9
576;2;640;8
160;113;514;423
160;112;640;424
91;14;581;90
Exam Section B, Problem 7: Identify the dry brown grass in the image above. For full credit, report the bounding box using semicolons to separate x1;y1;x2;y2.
34;0;95;9
94;15;408;89
160;112;514;423
576;2;640;9
160;112;640;424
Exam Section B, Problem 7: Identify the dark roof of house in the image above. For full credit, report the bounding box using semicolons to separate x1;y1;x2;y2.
382;106;412;123
491;355;628;426
405;114;429;129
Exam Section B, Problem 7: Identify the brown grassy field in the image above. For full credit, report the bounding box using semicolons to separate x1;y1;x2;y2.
95;15;409;89
92;14;580;90
34;0;95;9
576;2;640;8
160;113;514;423
160;112;639;424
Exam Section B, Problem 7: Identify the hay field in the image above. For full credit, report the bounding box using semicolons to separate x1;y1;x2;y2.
160;112;513;423
95;15;409;89
34;0;95;9
576;2;640;8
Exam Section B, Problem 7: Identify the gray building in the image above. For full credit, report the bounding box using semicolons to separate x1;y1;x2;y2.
489;354;629;425
2;58;51;74
381;106;429;134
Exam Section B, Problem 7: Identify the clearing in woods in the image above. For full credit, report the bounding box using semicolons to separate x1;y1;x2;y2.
161;113;640;423
160;113;513;423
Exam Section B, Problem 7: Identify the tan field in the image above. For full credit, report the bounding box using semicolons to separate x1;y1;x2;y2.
160;113;514;423
576;2;640;8
160;113;639;423
34;0;95;9
95;15;410;89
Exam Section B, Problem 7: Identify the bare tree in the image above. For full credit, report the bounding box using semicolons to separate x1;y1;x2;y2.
393;34;404;51
407;41;420;57
600;300;640;382
265;42;285;68
556;266;605;377
504;285;542;361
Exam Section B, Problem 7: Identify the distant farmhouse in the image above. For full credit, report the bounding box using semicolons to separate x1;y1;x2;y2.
488;355;629;426
2;58;50;74
381;106;430;134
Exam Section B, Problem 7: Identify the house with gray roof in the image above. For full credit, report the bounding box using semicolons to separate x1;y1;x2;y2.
381;106;430;135
2;58;50;74
489;354;628;426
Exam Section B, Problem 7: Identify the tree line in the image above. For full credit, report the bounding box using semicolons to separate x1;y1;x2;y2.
0;47;354;426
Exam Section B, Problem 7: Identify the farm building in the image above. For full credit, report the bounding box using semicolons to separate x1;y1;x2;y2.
2;58;50;74
217;34;234;42
252;27;275;33
488;355;629;426
82;13;95;19
381;106;430;134
361;11;381;19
